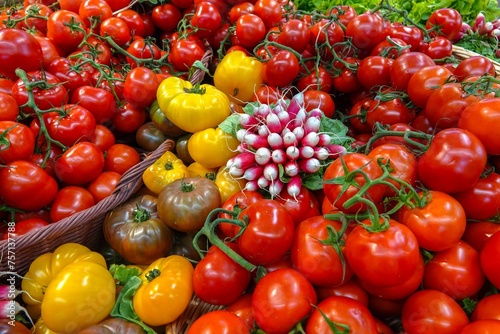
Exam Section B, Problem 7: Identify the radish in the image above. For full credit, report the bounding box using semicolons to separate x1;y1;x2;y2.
231;152;257;170
298;158;321;173
283;131;298;147
229;165;244;177
244;180;259;192
267;133;284;150
292;107;307;128
303;116;321;134
239;113;258;129
243;166;263;181
313;147;330;161
301;131;320;147
0;300;34;326
318;133;331;146
254;147;271;165
292;126;305;141
244;133;269;149
299;146;315;159
266;113;283;133
271;149;287;164
286;146;300;160
257;176;270;189
263;163;279;181
284;161;299;177
286;175;302;198
308;108;324;119
257;124;270;138
254;103;272;120
268;179;285;198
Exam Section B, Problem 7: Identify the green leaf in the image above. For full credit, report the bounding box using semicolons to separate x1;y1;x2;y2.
218;114;241;138
242;101;260;115
302;170;327;191
110;276;157;334
109;264;141;286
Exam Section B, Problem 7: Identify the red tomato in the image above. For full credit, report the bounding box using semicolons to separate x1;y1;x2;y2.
235;199;294;265
454;56;496;81
471;293;500;321
2;217;49;239
34;35;62;69
123;67;159;109
0;92;19;122
46;10;86;53
262;50;300;88
363;95;416;129
54;141;105;185
305;296;378;334
332;58;362;93
370;37;410;59
79;0;112;29
99;17;131;46
398;190;466;252
462;221;500;253
70;86;117;124
190;1;221;38
235;13;266;49
0;160;58;211
315;278;369;305
426;8;463;42
229;2;254;24
407;65;454;108
356;55;394;90
383;22;424;51
47;57;92;93
151;3;182;33
345;219;420;288
480;231;500;289
50;185;95;222
460;320;500;334
297;66;333;92
421;36;453;59
417;128;487;193
28;144;62;178
104;143;140;175
193;243;251;305
86;170;121;203
424;82;480;129
367;143;417;197
290;215;353;287
252;0;282;29
327;5;357;27
276;186;320;226
186;310;250;334
308;19;344;59
169;38;206;72
358;253;424;300
225;293;254;330
116;9;145;37
0;121;35;164
323;153;386;214
389;52;435;91
218;190;264;238
125;37;161;67
345;12;387;51
112;102;147;134
0;28;43;80
276;19;310;54
453;172;500;221
423;240;485;300
302;90;335;118
252;85;281;105
43;104;97;147
252;268;317;333
458;98;500;155
401;289;469;333
91;124;116;152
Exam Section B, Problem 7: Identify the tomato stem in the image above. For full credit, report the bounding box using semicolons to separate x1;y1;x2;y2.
145;268;161;282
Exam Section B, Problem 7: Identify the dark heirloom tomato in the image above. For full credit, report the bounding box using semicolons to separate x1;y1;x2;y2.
345;219;420;288
236;199;295;266
50;186;95;223
305;296;378;334
398;190;466;252
0;28;43;80
417;128;487;193
135;122;169;152
193;243;251;305
252;268;317;333
157;177;221;233
401;290;469;333
103;194;174;265
290;215;354;287
0;160;58;212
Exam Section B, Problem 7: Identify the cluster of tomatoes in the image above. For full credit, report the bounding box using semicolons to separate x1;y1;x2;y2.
1;0;500;332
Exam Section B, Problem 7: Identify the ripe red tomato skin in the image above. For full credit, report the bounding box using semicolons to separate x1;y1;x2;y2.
290;215;354;287
277;19;310;54
54;142;105;185
390;52;435;91
236;199;295;266
91;124;116;152
46;9;86;53
104;143;141;175
262;50;300;88
398;190;466;252
276;186;320;226
70;85;117;124
480;231;500;290
453;172;500;221
401;289;469;333
123;67;160;109
190;1;222;39
169;38;206;72
235;13;266;49
471;293;500;322
462;221;500;253
345;12;387;51
460;320;500;334
112;103;147;134
305;296;379;334
422;241;485;300
356;55;393;90
0;160;59;212
50;185;96;223
302;90;335;118
87;171;121;203
225;293;254;331
186;310;250;334
407;65;454;108
0;121;35;164
219;190;264;238
193;243;251;306
0;28;43;80
315;278;369;306
426;8;463;42
252;268;317;334
417;128;487;194
344;219;420;288
2;218;50;239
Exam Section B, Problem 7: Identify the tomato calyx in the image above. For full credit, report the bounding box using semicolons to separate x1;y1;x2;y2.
133;205;152;223
145;268;161;282
193;207;256;271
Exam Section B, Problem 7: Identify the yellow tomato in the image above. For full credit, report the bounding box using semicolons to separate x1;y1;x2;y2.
187;162;218;180
142;150;189;194
187;127;239;169
215;166;247;203
133;255;194;326
213;51;264;105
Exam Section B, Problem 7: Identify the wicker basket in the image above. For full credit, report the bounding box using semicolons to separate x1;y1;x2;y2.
0;139;175;275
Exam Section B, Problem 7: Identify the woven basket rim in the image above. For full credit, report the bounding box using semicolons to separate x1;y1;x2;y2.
451;44;500;74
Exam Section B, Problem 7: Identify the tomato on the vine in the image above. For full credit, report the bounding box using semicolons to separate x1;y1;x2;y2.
262;49;300;88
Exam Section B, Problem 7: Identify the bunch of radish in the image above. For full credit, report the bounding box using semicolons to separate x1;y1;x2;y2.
226;91;347;199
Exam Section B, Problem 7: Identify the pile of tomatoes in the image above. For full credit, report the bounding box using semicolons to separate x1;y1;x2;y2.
2;0;500;332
